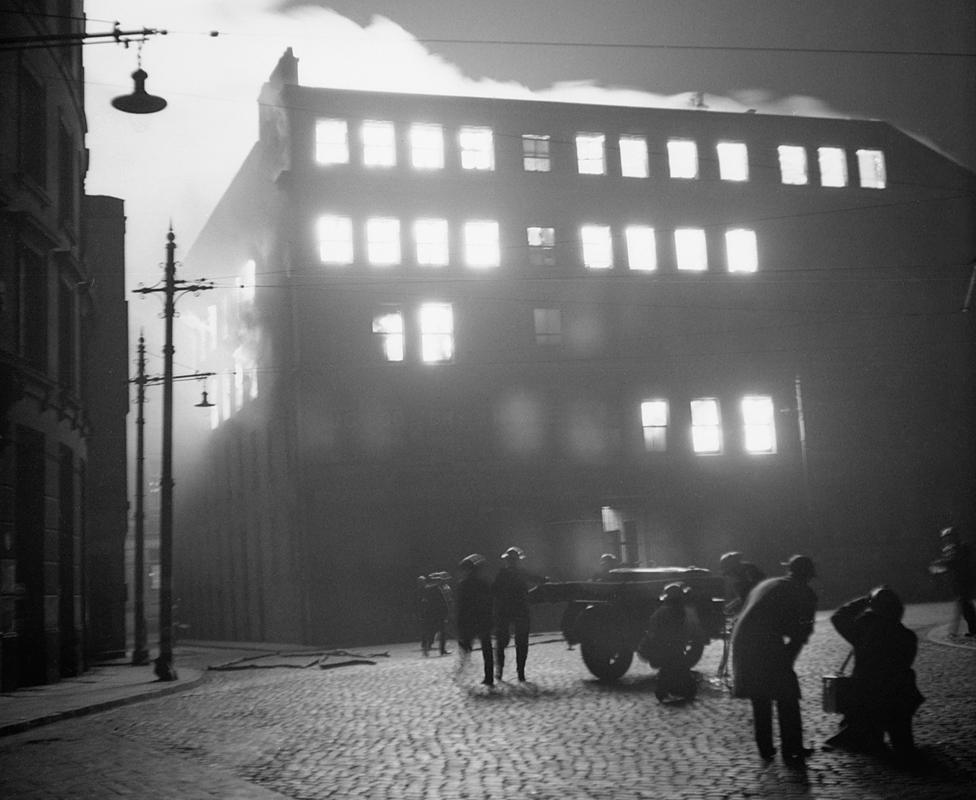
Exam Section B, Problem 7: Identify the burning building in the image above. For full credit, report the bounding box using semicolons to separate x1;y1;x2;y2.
173;49;976;647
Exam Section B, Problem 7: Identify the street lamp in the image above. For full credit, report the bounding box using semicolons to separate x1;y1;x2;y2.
133;228;213;680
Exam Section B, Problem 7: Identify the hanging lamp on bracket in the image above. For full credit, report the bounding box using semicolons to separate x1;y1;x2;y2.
112;40;167;114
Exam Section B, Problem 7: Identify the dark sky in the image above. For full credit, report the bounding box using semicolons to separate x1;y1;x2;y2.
294;0;976;170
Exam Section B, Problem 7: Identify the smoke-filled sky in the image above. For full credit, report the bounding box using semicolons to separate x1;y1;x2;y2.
82;0;975;366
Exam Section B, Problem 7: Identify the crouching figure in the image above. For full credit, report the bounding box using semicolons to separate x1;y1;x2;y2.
640;582;707;703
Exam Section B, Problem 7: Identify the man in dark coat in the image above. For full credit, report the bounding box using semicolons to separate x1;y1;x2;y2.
455;553;495;686
929;526;976;637
492;546;544;682
731;554;818;764
827;586;924;757
418;572;453;656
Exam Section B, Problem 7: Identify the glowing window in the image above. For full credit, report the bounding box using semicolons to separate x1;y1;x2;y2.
576;133;606;175
857;149;886;189
373;310;404;362
625;225;657;271
717;141;749;181
620;135;649;178
640;399;668;452
362;120;396;167
240;259;256;302
522;134;551;172
778;145;808;185
317;215;353;264
366;217;400;266
667;139;698;179
315;119;349;165
527;226;555;266
674;228;707;272
410;123;444;170
742;395;776;454
534;308;562;345
419;302;454;363
459;126;494;170
463;220;500;268
581;225;613;269
690;398;722;454
818;147;847;187
725;228;758;273
414;218;449;266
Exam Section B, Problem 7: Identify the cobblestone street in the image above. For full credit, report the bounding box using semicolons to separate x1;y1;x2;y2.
1;608;974;799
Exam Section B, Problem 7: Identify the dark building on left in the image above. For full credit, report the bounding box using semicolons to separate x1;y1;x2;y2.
0;1;128;689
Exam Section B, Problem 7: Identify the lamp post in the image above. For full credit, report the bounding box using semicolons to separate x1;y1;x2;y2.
134;227;213;680
129;334;213;668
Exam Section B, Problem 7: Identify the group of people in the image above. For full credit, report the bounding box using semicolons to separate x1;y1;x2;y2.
418;524;974;766
420;546;545;685
724;526;974;768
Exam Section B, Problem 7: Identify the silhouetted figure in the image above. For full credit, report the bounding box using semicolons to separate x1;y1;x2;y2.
928;526;976;637
642;582;707;703
418;572;453;656
720;551;765;616
732;554;818;765
826;587;924;758
492;547;545;682
591;552;618;581
455;553;495;686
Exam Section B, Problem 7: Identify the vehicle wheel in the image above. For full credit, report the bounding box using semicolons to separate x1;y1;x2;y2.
581;642;634;682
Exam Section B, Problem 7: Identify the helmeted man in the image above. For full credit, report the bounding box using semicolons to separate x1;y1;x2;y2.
455;553;495;686
826;586;924;757
929;526;976;637
731;554;818;765
492;546;544;682
719;551;765;615
642;582;707;703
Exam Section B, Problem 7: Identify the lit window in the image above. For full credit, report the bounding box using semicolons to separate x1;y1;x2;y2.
742;395;776;454
640;399;669;452
857;149;886;189
527;226;555;266
366;217;400;266
625;225;657;271
419;302;454;363
576;133;606;175
690;398;722;454
534;308;562;345
674;228;707;272
317;215;353;264
818;147;847;187
373;310;404;362
362;120;396;167
459;126;494;170
410;123;444;170
778;145;808;185
667;139;698;179
315;119;349;165
620;135;649;178
464;220;500;268
725;228;758;273
240;259;256;302
717;142;749;181
522;134;551;172
581;225;613;269
414;218;449;266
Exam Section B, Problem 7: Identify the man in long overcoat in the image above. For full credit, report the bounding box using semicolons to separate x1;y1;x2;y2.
731;554;818;764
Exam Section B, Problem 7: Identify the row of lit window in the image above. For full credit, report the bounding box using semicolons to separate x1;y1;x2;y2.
642;395;777;455
315;117;887;189
319;216;759;273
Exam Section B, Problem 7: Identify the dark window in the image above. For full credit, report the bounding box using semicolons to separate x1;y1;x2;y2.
21;249;48;371
58;281;75;390
19;68;47;187
58;125;76;228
